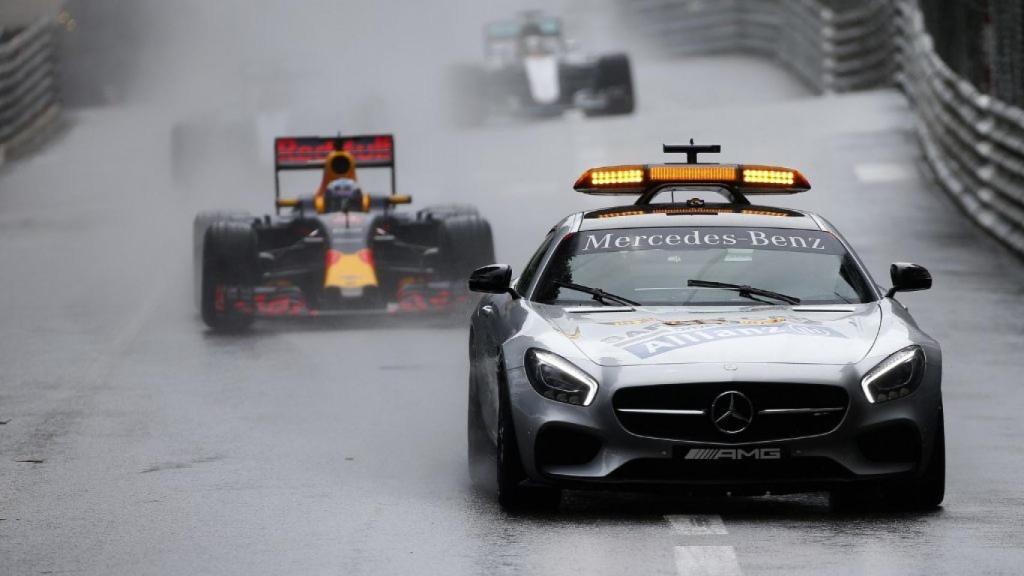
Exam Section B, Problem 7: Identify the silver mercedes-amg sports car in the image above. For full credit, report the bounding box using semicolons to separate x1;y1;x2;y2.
467;144;942;511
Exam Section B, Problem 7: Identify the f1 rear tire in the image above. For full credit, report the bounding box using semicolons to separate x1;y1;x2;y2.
585;54;635;117
200;220;258;331
425;206;496;282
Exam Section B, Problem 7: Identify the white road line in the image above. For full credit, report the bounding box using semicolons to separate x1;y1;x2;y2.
853;162;916;183
674;546;743;576
666;514;729;535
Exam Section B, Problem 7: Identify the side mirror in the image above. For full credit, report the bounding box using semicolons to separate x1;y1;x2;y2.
469;264;519;298
886;262;932;297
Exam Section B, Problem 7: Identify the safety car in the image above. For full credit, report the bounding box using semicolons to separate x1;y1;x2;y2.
466;143;943;512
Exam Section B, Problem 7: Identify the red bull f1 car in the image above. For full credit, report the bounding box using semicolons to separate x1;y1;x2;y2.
192;134;495;330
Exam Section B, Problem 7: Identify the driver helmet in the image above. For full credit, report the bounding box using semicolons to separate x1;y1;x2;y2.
326;177;362;199
325;178;365;212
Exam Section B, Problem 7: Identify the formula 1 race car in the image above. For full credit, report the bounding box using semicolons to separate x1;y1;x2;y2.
467;144;943;512
452;11;635;124
193;134;495;330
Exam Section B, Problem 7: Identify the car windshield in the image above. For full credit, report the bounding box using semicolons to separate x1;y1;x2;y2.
534;226;875;306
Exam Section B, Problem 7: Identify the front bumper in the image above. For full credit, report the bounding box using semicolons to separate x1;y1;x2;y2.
506;361;943;494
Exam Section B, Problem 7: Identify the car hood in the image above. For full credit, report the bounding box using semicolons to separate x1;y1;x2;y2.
537;304;882;367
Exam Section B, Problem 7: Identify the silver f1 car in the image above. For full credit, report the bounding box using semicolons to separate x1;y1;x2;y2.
453;12;635;124
467;144;943;511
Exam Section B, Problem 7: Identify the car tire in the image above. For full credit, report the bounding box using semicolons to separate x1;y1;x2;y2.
884;413;945;510
496;362;561;511
830;412;945;512
193;211;251;310
423;205;496;282
200;220;258;331
584;54;635;117
467;351;492;489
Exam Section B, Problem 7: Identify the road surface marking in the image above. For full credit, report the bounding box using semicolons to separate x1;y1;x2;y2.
674;546;743;576
666;514;728;535
854;162;916;183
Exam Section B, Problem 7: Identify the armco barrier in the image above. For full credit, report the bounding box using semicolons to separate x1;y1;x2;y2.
624;0;895;93
0;16;61;164
897;0;1024;256
626;0;1024;257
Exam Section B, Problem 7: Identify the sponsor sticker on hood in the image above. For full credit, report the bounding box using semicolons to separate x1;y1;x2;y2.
604;316;846;360
537;305;880;366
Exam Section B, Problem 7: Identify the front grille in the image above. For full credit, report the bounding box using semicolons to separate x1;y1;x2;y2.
613;383;848;443
609;456;853;485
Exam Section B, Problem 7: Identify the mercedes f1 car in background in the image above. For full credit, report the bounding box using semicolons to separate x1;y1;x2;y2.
452;11;635;124
467;143;943;512
193;134;495;330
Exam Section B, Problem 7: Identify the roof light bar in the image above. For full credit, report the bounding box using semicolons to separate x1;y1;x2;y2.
743;168;795;185
574;163;810;201
591;167;644;186
650;165;737;183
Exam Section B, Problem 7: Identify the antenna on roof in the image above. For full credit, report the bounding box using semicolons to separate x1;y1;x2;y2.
663;140;721;164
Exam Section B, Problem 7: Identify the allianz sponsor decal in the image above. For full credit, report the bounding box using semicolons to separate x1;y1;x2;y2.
602;317;845;359
685;447;782;460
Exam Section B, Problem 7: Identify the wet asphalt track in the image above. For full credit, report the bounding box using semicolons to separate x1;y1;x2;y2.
2;48;1024;576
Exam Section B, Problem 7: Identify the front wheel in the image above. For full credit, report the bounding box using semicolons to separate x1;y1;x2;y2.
496;367;560;511
193;210;251;310
831;413;945;512
200;220;258;331
884;414;945;510
467;355;493;488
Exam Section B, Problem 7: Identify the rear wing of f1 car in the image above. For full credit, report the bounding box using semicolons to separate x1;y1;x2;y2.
273;134;396;206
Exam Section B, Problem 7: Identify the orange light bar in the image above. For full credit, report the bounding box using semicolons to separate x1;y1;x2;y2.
650;165;737;182
575;163;810;196
743;168;795;185
590;167;644;186
739;165;810;191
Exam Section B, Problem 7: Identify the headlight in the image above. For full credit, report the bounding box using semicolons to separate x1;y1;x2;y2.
861;345;925;404
524;349;598;406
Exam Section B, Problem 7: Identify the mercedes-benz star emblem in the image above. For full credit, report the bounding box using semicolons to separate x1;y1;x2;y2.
710;391;754;434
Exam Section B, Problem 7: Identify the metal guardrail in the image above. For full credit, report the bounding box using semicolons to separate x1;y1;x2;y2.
897;0;1024;256
626;0;1024;256
624;0;895;93
0;16;61;166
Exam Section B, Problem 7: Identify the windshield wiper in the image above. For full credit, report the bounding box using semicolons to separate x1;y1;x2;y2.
687;279;801;305
554;280;639;307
